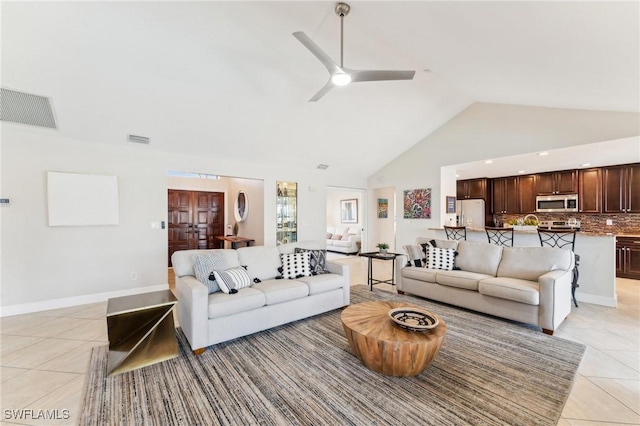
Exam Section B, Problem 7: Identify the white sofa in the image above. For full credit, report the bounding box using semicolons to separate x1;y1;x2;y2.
398;238;575;334
326;226;361;254
172;241;350;354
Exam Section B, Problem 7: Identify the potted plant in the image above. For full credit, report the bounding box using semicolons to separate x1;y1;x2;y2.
233;222;239;237
376;242;389;254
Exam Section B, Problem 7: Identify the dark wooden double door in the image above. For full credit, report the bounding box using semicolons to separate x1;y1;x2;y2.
168;190;224;266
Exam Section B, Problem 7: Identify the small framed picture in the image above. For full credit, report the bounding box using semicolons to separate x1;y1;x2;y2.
446;196;456;214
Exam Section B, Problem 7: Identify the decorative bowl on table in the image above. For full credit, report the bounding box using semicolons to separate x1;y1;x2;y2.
388;307;439;332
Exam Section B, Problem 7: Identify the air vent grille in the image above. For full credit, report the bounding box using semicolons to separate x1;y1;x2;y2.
128;134;150;144
317;164;329;170
0;88;57;129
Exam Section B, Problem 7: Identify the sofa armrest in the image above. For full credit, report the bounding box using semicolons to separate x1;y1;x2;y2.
325;260;350;305
537;269;573;331
395;254;408;290
175;275;209;351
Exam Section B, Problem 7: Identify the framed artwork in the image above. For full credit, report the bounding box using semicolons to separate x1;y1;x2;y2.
446;196;456;214
403;188;431;219
341;199;358;223
377;198;388;218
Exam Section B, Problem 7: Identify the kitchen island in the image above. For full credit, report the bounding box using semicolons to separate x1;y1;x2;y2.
427;228;617;307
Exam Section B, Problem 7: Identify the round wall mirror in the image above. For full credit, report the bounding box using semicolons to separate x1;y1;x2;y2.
234;191;248;222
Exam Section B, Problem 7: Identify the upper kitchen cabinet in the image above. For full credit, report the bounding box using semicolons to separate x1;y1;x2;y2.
457;178;488;200
578;168;602;213
535;170;578;195
603;163;640;213
518;175;537;213
491;177;519;214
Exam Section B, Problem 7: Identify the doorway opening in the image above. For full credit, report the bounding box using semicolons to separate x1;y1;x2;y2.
326;186;367;255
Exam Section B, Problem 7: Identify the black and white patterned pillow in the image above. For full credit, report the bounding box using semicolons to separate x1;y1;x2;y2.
424;247;456;271
212;267;253;293
192;252;232;293
280;252;312;279
403;244;424;267
294;248;327;274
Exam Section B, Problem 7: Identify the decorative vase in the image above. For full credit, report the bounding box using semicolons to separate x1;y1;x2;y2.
380;248;387;254
233;223;239;237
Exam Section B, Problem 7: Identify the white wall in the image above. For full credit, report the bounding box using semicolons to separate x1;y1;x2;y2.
367;102;640;303
369;187;396;252
0;126;365;314
326;188;364;231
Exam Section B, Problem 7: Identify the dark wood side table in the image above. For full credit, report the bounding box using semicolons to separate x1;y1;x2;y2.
215;235;255;249
359;251;402;291
106;290;178;376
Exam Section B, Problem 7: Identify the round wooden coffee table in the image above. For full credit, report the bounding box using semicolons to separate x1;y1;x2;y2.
341;301;446;377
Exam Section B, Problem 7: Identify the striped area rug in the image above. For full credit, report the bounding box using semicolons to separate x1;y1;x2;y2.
80;286;585;425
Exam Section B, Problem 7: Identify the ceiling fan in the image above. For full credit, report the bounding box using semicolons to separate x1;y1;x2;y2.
293;2;415;102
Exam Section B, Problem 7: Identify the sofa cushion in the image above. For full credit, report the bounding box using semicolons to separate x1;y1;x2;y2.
237;246;282;280
415;238;458;250
296;273;344;295
192;250;241;294
332;240;354;248
479;277;540;305
454;241;503;276
280;252;312;279
425;247;455;270
401;266;438;283
213;267;253;293
295;248;327;274
253;279;309;305
208;287;266;319
436;270;494;291
497;247;573;281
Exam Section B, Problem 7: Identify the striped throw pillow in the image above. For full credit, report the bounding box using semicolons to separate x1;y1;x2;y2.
212;267;253;293
425;247;455;271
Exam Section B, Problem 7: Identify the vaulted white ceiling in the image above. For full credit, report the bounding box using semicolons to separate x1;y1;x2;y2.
2;1;638;178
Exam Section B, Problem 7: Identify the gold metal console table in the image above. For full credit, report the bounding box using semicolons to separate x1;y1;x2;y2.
106;290;178;376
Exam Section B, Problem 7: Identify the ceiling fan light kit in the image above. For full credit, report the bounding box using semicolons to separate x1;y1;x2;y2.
293;2;416;102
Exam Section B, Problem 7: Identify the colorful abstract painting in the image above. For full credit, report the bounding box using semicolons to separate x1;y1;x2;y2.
377;198;388;218
403;188;431;219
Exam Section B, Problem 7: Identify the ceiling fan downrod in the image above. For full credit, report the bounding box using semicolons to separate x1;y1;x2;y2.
335;3;350;68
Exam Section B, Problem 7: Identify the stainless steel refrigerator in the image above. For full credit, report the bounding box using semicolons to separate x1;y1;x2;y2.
455;199;485;228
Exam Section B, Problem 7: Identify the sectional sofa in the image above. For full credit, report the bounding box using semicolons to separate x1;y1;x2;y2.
399;238;575;334
172;241;350;354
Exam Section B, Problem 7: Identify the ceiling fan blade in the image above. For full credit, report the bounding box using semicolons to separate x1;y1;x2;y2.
309;80;334;102
348;70;416;83
292;32;341;75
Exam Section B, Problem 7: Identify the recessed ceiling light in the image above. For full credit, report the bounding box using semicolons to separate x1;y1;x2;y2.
484;160;493;164
518;170;526;174
538;152;549;156
581;163;591;167
316;164;329;170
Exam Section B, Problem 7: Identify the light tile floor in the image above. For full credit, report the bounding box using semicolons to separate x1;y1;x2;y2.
0;256;637;425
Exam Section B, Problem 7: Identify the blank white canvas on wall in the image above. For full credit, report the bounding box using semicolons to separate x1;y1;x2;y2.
47;171;119;226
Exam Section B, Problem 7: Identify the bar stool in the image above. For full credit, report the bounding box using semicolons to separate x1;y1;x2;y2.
485;227;514;247
537;228;579;307
444;226;466;241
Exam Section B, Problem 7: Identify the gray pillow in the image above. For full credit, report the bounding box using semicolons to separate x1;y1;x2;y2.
192;252;233;293
295;248;328;274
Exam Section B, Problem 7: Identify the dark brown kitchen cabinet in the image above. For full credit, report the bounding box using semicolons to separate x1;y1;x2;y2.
616;236;640;279
536;170;578;195
491;177;518;214
518;175;537;213
457;178;488;199
578;168;602;213
603;163;640;213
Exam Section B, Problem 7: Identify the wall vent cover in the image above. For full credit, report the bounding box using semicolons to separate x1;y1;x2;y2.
128;134;150;144
0;88;57;129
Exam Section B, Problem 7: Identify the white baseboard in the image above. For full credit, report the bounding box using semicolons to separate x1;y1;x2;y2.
576;293;617;308
0;284;169;317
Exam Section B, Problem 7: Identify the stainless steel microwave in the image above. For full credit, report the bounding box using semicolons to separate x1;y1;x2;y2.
536;194;578;212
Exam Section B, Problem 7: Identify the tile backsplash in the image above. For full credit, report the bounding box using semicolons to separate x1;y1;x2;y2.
495;212;640;234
